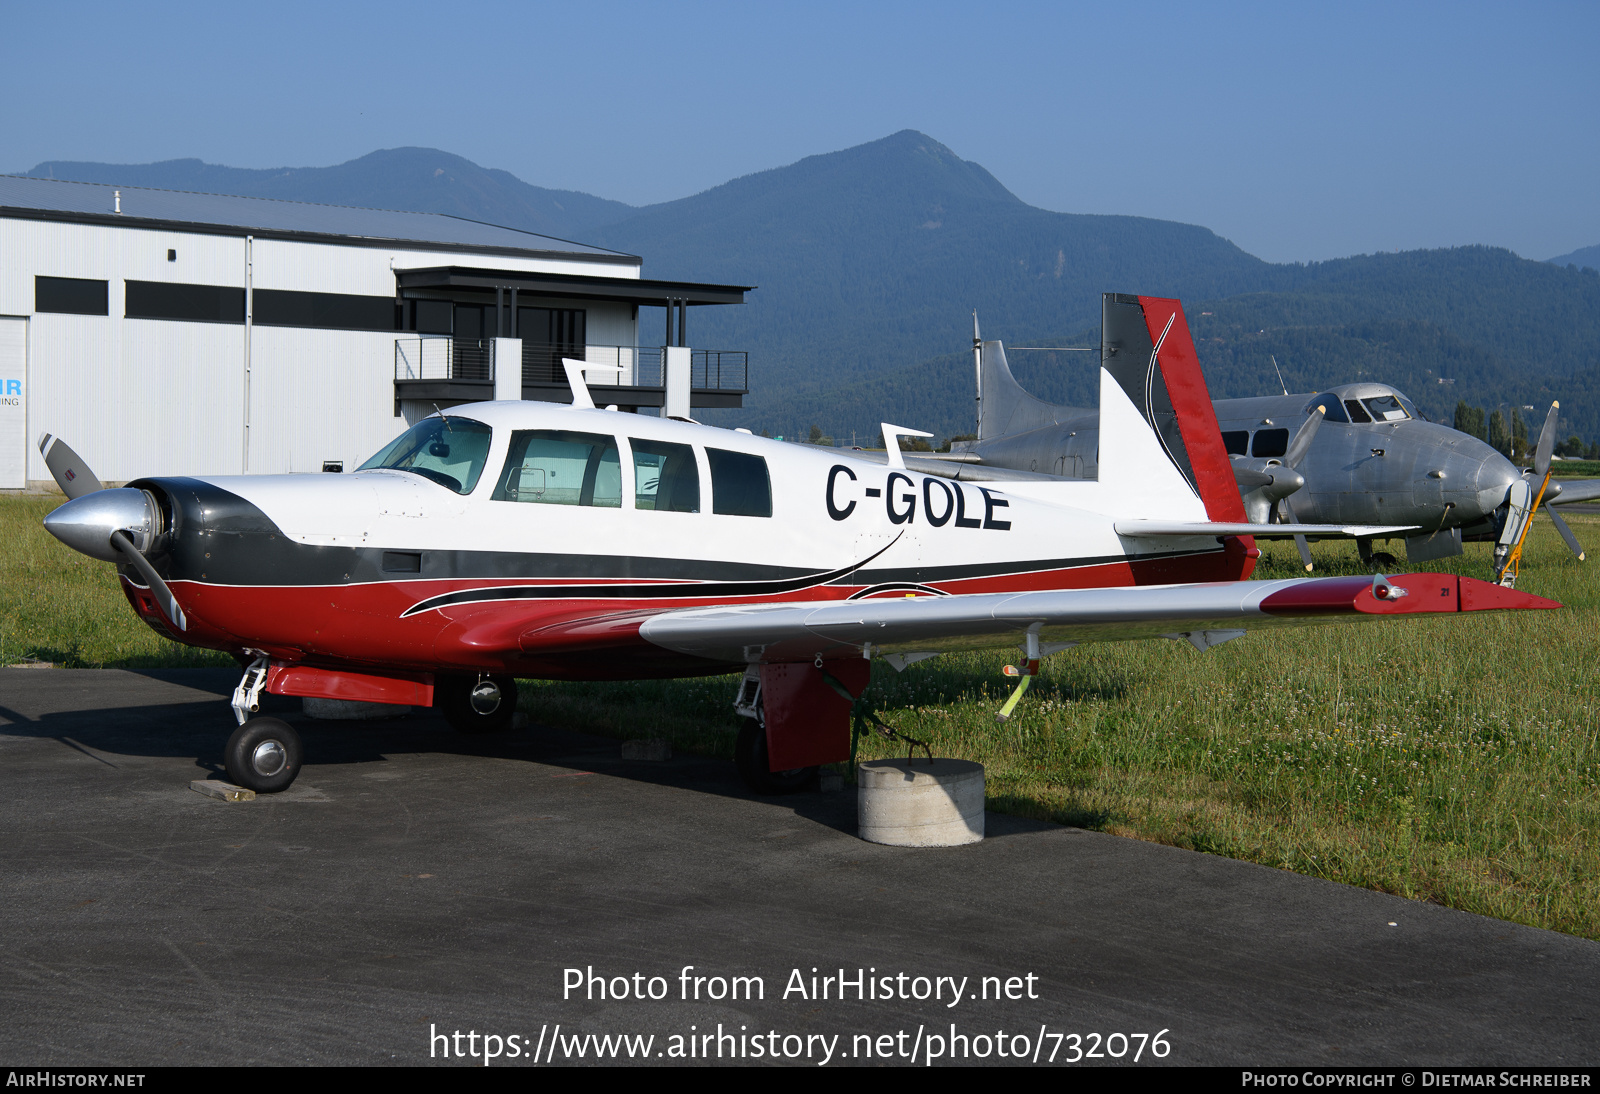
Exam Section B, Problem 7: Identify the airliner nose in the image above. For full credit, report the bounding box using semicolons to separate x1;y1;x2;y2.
42;488;158;562
1469;449;1520;521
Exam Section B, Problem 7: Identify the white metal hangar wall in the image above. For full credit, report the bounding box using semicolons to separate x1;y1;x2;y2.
0;176;750;489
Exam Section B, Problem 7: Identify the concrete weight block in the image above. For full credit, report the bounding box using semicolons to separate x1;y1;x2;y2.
857;758;984;846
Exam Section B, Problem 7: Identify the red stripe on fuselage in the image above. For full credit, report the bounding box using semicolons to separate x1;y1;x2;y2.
128;547;1236;680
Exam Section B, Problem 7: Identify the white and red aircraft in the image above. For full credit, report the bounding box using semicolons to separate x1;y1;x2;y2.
40;294;1557;794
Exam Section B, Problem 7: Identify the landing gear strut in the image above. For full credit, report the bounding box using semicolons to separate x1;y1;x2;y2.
734;717;817;795
223;655;303;793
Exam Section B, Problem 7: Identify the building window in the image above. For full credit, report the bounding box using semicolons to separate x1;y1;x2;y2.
707;448;772;517
254;289;397;331
125;281;244;324
410;300;453;334
520;307;587;384
36;276;108;316
631;439;699;512
492;430;622;508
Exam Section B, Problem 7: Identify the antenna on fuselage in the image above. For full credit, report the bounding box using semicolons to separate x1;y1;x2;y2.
973;311;983;435
1270;355;1289;397
563;358;622;411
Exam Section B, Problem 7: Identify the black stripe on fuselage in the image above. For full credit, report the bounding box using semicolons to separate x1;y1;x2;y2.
399;535;908;616
138;476;841;587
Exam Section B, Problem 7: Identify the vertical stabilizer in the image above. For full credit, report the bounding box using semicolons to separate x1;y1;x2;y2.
1096;293;1245;523
976;339;1071;441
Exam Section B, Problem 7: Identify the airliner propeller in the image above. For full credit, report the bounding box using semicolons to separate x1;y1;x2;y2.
1231;405;1326;570
37;435;187;630
1496;401;1587;586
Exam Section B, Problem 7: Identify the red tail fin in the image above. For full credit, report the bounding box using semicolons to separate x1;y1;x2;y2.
1134;295;1245;523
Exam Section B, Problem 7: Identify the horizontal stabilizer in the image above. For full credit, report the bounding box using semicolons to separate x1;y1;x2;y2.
1114;521;1418;538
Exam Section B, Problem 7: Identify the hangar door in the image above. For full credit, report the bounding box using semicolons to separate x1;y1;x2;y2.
0;318;25;489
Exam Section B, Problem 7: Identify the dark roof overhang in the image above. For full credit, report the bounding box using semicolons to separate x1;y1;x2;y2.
395;266;752;306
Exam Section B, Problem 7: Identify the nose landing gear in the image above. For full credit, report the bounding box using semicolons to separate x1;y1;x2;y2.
224;717;303;793
223;654;303;792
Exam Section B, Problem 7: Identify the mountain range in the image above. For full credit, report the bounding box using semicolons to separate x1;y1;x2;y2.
18;134;1600;444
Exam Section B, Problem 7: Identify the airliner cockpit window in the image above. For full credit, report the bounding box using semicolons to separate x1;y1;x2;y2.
1304;395;1350;423
358;416;492;495
1344;399;1374;423
1362;395;1410;422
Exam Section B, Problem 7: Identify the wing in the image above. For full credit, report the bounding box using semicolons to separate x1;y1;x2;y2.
638;573;1557;664
1549;479;1600;506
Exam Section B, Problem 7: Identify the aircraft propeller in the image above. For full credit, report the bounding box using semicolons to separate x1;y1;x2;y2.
1494;401;1586;585
36;435;187;630
1230;406;1325;570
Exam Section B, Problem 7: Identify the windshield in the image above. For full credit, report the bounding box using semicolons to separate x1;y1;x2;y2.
358;416;493;494
1363;395;1410;422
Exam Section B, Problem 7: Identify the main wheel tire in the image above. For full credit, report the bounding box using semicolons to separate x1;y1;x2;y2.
224;717;303;793
734;717;817;795
435;674;518;734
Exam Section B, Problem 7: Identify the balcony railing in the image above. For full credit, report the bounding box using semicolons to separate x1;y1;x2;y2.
394;336;495;383
522;343;747;393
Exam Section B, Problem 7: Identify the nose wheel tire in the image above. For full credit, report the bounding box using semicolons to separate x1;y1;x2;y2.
435;674;519;734
224;717;303;793
734;717;817;795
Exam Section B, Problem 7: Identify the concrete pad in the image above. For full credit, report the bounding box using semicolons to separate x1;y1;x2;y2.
0;668;1597;1066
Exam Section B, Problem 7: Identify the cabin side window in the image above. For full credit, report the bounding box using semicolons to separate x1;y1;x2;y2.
1251;428;1290;458
491;430;622;507
707;449;772;517
631;439;700;513
1220;430;1250;456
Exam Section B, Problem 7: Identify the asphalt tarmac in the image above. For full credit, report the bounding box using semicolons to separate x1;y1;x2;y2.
1;668;1595;1067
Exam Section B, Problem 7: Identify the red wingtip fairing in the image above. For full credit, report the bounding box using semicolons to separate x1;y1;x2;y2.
1260;573;1562;618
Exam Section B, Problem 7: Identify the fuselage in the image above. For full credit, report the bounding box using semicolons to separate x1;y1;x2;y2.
90;401;1252;680
974;382;1519;535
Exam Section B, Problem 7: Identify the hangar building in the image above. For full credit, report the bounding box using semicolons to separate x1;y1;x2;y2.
0;176;750;489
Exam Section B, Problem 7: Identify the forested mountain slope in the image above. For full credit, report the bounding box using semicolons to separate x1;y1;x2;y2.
21;149;634;242
18;135;1600;444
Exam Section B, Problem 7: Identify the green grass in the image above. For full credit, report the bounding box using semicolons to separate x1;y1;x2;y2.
0;495;234;667
7;494;1599;938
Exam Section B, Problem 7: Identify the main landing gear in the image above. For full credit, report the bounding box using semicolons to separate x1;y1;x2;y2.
734;717;817;796
225;655;304;793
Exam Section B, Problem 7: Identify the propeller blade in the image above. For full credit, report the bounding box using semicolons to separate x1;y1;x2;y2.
109;530;187;631
1284;404;1326;469
37;434;104;500
1548;508;1587;562
1534;401;1559;479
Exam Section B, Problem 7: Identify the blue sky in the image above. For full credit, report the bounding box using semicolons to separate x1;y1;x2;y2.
4;0;1595;263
